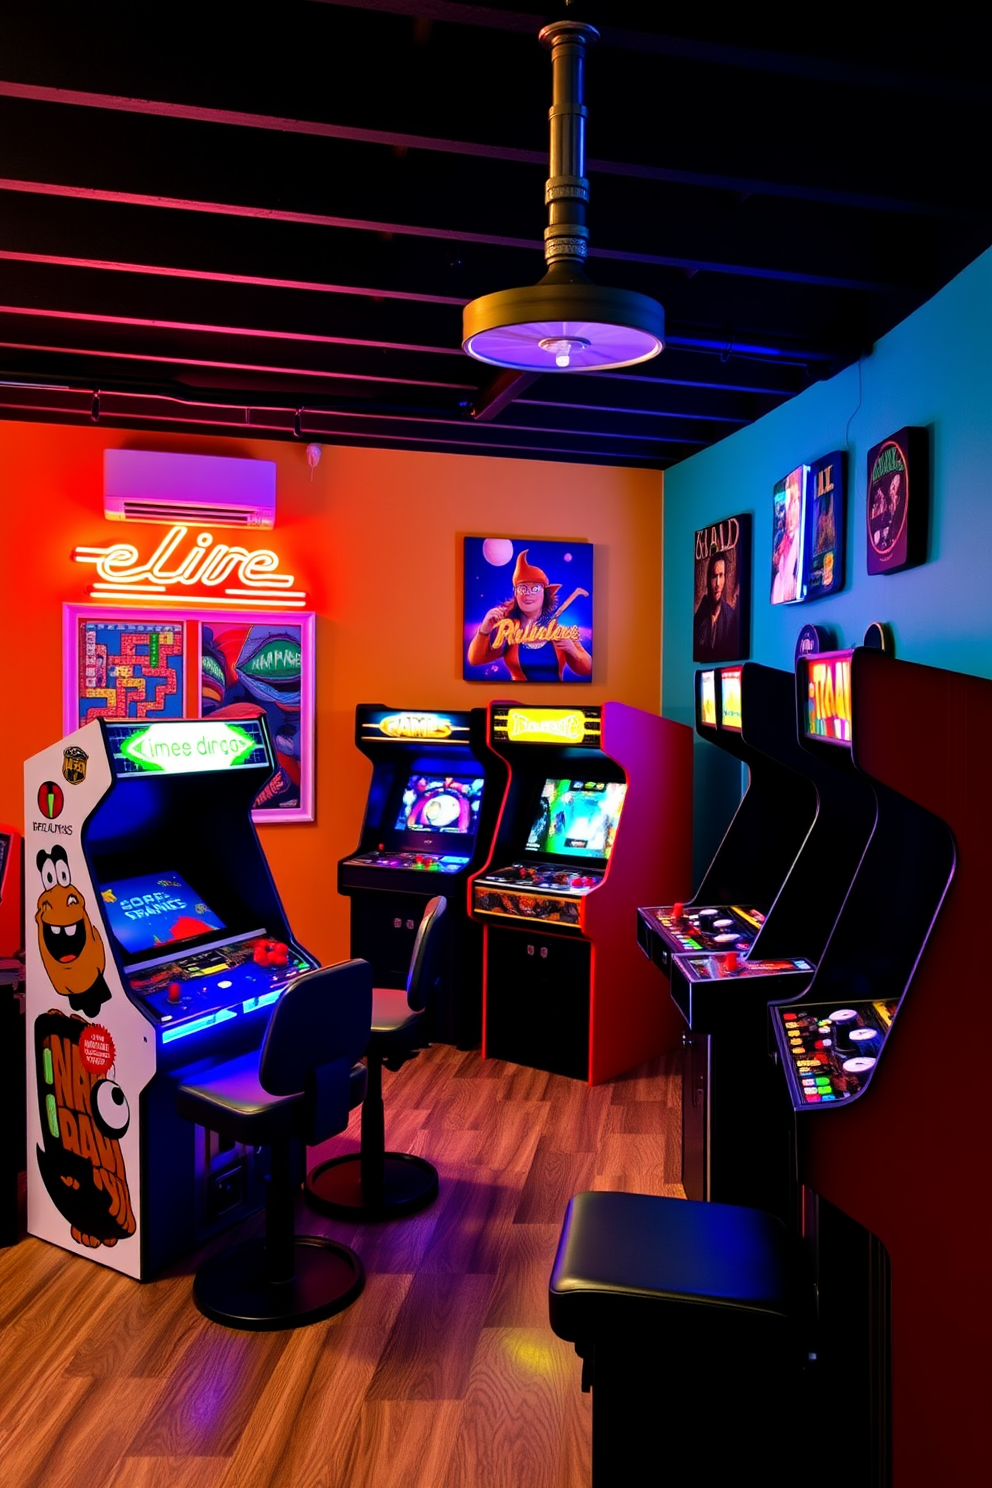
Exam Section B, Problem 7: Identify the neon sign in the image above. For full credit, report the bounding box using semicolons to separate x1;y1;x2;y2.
376;713;455;741
73;525;308;609
116;721;258;774
506;708;587;744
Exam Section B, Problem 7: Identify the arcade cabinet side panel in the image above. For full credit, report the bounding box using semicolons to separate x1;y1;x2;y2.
24;724;156;1280
587;705;694;1082
802;657;990;1488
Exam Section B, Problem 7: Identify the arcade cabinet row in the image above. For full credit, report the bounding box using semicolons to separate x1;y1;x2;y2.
637;643;984;1488
19;698;693;1280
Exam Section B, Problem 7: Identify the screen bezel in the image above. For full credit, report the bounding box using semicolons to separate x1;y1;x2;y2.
99;868;230;966
522;776;628;868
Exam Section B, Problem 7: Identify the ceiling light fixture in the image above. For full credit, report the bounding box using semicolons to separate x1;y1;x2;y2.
462;18;664;375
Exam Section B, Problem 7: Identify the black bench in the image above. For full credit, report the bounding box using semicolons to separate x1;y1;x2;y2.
550;1191;808;1487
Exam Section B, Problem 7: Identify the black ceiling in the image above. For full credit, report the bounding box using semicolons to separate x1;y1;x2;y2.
2;1;990;469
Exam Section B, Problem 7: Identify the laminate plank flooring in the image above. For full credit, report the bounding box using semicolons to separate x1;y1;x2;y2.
0;1042;682;1487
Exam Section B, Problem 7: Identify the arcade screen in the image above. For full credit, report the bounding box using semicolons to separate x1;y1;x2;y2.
698;671;717;728
99;870;226;958
719;667;743;730
526;778;627;862
804;653;853;744
394;774;484;836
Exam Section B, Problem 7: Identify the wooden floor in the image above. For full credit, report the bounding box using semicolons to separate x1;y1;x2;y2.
0;1043;683;1488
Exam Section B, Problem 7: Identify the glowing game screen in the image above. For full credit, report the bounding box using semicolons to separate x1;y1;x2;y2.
719;667;743;730
525;778;627;862
698;671;717;728
394;774;484;836
804;652;853;744
100;871;226;958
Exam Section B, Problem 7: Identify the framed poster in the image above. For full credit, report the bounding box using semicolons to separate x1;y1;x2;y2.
866;427;928;575
197;613;315;822
770;465;807;605
463;537;593;683
802;451;845;601
63;608;189;733
692;514;750;663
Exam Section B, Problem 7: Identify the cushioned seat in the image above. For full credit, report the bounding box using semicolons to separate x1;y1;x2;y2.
549;1191;806;1488
305;896;446;1222
175;957;373;1331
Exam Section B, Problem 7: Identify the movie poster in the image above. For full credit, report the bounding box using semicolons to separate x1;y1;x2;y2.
692;514;750;664
770;466;808;605
463;537;593;684
803;452;845;601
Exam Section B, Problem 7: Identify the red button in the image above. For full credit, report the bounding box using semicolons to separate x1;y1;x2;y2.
167;982;182;1003
724;952;738;973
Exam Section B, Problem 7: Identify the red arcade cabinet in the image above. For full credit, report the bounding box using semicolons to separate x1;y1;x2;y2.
470;701;692;1084
770;648;987;1487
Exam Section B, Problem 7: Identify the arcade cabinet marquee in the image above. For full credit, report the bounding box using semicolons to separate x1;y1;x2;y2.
24;715;317;1279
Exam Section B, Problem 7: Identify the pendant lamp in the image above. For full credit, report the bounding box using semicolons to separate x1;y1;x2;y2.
462;19;664;374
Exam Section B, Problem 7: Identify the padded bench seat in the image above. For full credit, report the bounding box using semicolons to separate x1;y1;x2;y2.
549;1191;807;1487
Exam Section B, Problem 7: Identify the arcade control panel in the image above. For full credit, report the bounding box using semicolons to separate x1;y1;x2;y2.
342;849;470;875
773;999;897;1107
473;862;603;929
637;901;765;975
125;933;315;1044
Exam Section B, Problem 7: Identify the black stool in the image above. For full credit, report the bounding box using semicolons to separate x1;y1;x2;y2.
175;957;372;1331
306;896;446;1222
549;1191;807;1487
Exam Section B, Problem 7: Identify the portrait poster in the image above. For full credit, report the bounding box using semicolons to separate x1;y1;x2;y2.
866;427;928;575
463;537;593;684
802;451;845;601
770;465;808;605
63;608;189;734
198;612;315;822
692;514;750;664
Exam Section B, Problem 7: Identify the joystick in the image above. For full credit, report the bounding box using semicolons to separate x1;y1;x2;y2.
167;981;182;1003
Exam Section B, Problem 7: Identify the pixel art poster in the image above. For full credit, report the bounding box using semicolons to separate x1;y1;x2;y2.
67;613;187;730
463;537;593;684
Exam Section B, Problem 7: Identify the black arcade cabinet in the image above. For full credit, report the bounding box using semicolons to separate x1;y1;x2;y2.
338;704;506;1047
1;824;24;1248
637;662;876;1216
24;715;318;1279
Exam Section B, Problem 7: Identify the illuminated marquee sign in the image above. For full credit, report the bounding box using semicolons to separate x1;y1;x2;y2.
506;708;587;745
73;525;308;610
376;713;455;741
805;653;853;744
113;720;261;775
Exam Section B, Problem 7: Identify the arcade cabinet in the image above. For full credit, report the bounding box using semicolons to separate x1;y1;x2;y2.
637;662;876;1215
23;716;319;1279
1;825;24;1247
338;704;506;1047
768;648;982;1488
470;701;692;1084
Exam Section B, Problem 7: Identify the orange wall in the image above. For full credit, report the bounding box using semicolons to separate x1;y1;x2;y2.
0;420;663;963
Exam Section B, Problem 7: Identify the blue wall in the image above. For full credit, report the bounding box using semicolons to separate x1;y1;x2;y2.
663;246;992;878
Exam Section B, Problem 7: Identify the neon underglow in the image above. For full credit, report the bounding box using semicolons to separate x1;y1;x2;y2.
73;525;308;609
118;721;257;774
161;1008;237;1043
506;708;586;744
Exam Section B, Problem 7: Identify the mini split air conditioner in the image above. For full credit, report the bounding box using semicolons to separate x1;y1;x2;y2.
103;449;277;528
